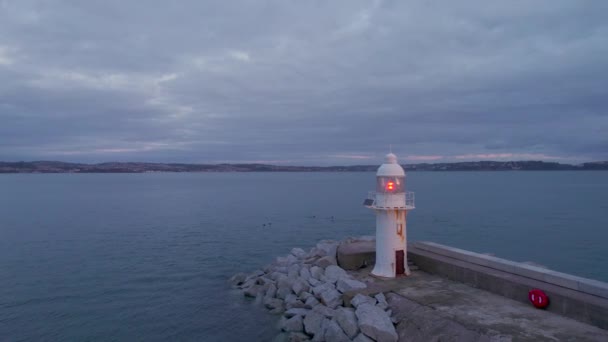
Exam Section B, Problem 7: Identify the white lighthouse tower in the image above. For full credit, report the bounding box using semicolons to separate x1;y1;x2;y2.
364;152;415;278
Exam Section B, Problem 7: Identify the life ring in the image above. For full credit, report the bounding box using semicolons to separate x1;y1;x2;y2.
528;289;549;309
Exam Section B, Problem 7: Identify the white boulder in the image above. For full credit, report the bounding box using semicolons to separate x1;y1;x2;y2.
281;315;304;333
355;303;398;342
335;307;359;339
303;310;325;336
320;288;343;309
324;319;351;342
291;247;308;259
310;266;323;280
336;277;367;293
351;294;377;308
324;265;348;283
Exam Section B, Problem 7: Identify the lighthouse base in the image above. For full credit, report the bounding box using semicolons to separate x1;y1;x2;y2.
371;248;411;278
371;265;411;279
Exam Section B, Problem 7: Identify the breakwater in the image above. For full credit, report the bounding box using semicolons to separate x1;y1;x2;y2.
232;237;608;341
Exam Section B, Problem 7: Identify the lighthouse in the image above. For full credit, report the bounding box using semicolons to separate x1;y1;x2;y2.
363;152;415;278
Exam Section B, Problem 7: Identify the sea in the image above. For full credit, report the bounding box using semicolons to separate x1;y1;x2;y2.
1;171;607;341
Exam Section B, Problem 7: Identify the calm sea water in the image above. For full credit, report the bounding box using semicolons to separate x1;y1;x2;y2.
1;172;607;341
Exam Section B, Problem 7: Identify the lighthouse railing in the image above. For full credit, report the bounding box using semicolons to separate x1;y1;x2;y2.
365;191;415;209
405;192;415;208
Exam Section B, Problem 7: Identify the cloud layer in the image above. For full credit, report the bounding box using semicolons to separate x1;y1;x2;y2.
1;0;607;164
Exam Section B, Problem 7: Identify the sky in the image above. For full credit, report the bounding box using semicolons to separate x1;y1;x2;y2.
0;0;607;165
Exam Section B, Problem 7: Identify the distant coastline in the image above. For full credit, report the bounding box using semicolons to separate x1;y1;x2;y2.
1;160;607;173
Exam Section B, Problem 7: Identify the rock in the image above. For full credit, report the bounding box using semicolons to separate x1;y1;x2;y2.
335;307;359;339
314;256;335;269
324;265;348;283
304;256;320;265
262;283;272;294
310;266;323;280
291;247;308;259
281;315;304;333
275;266;289;273
256;276;274;286
247;269;265;279
375;292;387;303
266;284;278;298
312;282;335;298
304;296;320;309
285;294;299;305
304;257;319;266
265;298;285;311
292;279;310;296
270;306;286;315
336;277;367;293
355;303;398;342
240;277;257;289
351;294;376;308
299;291;313;301
299;267;311;281
286;254;299;265
277;284;293;299
287;299;307;310
308;278;321;287
229;272;247;286
308;247;326;258
288;332;311;342
278;275;294;289
320;288;343;309
244;285;262;298
284;293;306;309
276;256;290;265
288;264;301;278
288;300;307;309
271;272;287;281
312;304;336;318
353;333;375;342
344;235;376;242
285;308;310;318
316;240;338;259
304;310;325;336
375;293;389;311
388;310;398;324
312;318;331;342
324;319;351;342
263;263;275;274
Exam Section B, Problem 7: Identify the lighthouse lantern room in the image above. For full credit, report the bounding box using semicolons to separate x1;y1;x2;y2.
364;152;415;278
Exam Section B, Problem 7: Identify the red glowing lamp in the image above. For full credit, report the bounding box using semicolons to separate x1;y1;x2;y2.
386;181;395;191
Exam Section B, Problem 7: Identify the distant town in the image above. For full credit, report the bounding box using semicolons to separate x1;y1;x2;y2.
1;160;607;173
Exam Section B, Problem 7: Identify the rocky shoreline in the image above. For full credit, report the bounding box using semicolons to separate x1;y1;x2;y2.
230;238;397;342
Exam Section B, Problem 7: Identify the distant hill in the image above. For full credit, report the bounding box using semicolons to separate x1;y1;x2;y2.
1;160;607;173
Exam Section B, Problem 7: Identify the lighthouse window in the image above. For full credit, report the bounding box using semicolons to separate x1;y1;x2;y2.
377;176;404;193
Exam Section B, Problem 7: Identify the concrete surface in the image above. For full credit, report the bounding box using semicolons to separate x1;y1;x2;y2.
349;269;608;341
408;244;608;329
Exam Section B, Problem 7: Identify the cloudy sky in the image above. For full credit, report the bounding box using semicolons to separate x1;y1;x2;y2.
0;1;607;165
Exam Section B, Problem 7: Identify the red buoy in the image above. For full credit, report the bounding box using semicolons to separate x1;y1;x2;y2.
529;289;549;309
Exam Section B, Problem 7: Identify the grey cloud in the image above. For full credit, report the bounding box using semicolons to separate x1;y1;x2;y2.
0;0;607;164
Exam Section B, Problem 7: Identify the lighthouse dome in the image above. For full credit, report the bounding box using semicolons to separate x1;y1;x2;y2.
377;153;405;177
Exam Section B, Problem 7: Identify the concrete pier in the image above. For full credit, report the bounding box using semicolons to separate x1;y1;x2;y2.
338;239;608;340
234;238;608;341
408;241;608;330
